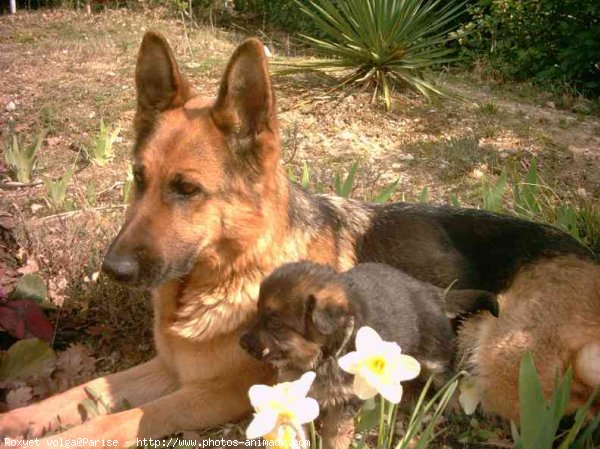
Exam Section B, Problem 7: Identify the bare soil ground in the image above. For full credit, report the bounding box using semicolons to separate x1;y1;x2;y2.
1;8;599;447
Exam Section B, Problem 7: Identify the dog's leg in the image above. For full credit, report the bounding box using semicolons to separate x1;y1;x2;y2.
319;404;357;449
0;357;177;438
32;376;259;449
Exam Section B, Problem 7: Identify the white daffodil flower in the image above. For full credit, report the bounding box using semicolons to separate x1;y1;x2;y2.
246;371;319;446
458;376;481;415
338;326;421;403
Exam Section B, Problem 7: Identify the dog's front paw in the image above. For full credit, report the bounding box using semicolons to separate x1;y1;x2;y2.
0;410;28;439
0;407;47;439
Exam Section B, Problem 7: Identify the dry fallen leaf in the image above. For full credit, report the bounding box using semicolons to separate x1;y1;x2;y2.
53;344;96;387
6;386;33;409
17;258;40;275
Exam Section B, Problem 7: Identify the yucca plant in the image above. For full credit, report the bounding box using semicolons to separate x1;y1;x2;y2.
282;0;465;109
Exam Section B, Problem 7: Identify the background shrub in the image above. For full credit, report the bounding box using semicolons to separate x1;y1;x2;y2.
233;0;321;35
455;0;600;96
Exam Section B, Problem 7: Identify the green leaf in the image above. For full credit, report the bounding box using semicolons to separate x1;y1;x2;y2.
355;397;380;432
372;179;399;203
482;171;507;212
11;273;47;303
555;205;580;240
301;162;311;189
79;397;100;419
4;130;45;184
418;186;429;203
43;168;73;211
334;172;342;195
0;338;55;382
341;160;359;197
121;166;134;203
514;159;541;217
86;182;97;207
571;404;600;448
518;352;547;447
84;386;112;414
450;193;461;207
557;385;598;449
523;159;541;212
89;120;119;166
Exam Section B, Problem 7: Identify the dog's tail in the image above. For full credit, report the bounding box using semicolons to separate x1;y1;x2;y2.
444;289;499;319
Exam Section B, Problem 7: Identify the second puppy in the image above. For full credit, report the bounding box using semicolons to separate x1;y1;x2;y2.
240;262;499;449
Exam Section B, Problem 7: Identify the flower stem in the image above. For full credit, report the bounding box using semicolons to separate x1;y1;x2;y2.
309;421;318;449
377;396;386;449
386;403;398;449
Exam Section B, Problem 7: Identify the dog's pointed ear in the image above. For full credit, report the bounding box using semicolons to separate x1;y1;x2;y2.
444;289;499;318
134;31;192;141
211;38;278;167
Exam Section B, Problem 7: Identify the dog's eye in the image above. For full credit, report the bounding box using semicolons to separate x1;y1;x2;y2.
133;168;145;189
266;318;285;332
172;179;203;197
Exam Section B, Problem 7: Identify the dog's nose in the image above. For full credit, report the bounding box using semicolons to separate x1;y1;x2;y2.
240;333;261;358
102;251;139;283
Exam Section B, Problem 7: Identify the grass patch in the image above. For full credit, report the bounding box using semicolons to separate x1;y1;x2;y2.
39;105;60;134
479;101;501;116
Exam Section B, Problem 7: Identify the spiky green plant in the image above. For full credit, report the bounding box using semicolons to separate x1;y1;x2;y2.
86;119;120;166
3;130;45;184
282;0;465;109
43;169;73;211
512;352;599;449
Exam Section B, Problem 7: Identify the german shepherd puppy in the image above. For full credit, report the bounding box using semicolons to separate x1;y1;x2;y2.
1;32;598;446
241;261;499;449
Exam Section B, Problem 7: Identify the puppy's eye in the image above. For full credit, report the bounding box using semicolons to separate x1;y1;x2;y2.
172;179;204;197
266;319;283;332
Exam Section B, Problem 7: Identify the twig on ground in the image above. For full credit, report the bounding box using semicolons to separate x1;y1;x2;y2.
0;180;43;190
30;205;127;227
97;181;125;197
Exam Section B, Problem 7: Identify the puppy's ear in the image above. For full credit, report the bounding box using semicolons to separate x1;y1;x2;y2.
211;38;279;173
444;289;499;318
308;292;347;336
134;31;193;144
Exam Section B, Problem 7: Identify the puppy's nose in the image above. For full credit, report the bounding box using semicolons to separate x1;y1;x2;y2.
102;251;139;283
240;333;261;359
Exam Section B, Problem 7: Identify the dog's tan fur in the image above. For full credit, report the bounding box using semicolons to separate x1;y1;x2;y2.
0;32;598;447
458;255;600;421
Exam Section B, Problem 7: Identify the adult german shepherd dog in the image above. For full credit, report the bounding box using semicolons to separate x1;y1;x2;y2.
1;32;599;446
